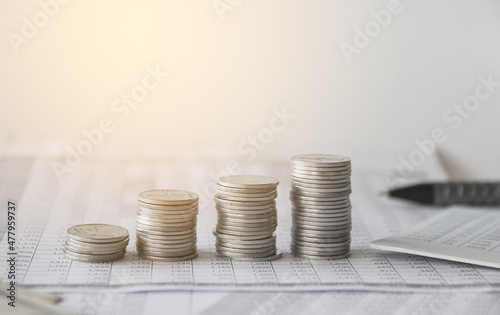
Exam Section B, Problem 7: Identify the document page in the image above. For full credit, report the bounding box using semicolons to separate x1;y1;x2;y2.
370;207;500;269
1;157;500;293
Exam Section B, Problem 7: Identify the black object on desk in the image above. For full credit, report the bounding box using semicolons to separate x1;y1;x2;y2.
388;182;500;206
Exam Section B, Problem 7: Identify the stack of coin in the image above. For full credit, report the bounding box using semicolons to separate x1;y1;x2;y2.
213;175;282;261
64;224;129;263
136;190;199;261
290;154;352;259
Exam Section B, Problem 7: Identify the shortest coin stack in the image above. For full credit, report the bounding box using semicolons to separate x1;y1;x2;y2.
214;175;282;261
64;224;129;263
136;189;199;261
290;154;352;260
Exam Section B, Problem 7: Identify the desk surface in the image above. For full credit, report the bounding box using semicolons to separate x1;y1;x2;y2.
1;157;500;314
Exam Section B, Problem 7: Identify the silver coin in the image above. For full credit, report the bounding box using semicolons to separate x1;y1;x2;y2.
217;189;278;198
291;179;350;188
292;239;351;248
215;227;274;237
291;186;351;196
293;234;350;243
65;241;128;255
216;224;277;233
136;213;197;223
291;201;351;209
291;168;352;177
136;237;197;248
138;206;198;216
216;235;276;246
216;194;277;203
67;224;129;243
292;165;351;174
136;240;197;250
137;245;197;256
63;248;126;263
291;172;351;181
216;207;277;216
291;160;351;169
292;154;351;167
291;207;352;215
217;220;277;228
137;211;198;221
217;216;277;224
137;234;196;244
291;174;350;182
290;192;350;202
291;247;350;257
292;208;351;218
217;215;277;224
215;204;276;213
291;227;351;237
137;213;197;223
216;237;276;247
213;229;275;241
136;220;196;229
216;243;276;254
64;245;127;256
217;219;277;227
216;208;277;218
66;236;130;248
290;194;351;203
217;213;278;224
291;181;351;191
136;233;197;244
291;244;350;255
292;221;352;230
136;249;198;259
216;247;277;258
218;249;283;261
138;252;198;261
138;190;198;206
218;175;279;189
291;251;350;260
138;202;198;211
292;202;351;210
215;195;276;207
292;213;351;223
136;226;196;235
292;215;351;224
216;184;275;194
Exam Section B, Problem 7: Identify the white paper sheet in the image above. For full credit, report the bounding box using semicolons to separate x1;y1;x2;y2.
1;156;500;295
370;207;500;269
56;290;500;315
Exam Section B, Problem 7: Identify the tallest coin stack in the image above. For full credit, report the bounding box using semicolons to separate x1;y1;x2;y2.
290;154;352;259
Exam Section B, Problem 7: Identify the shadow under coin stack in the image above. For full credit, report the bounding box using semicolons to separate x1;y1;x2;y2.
136;190;199;261
213;175;282;261
290;154;352;259
64;224;129;263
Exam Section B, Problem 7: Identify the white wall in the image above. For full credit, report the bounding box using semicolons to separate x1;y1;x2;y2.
1;0;500;178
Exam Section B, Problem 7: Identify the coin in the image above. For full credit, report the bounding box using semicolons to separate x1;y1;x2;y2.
136;189;199;261
213;175;281;261
63;248;126;263
291;252;351;260
292;154;351;167
67;224;129;243
215;195;275;207
138;190;198;206
216;184;275;194
290;155;353;260
138;202;198;211
218;175;279;189
137;252;198;262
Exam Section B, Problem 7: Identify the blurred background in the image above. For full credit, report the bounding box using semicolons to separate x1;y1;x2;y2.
1;0;500;178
